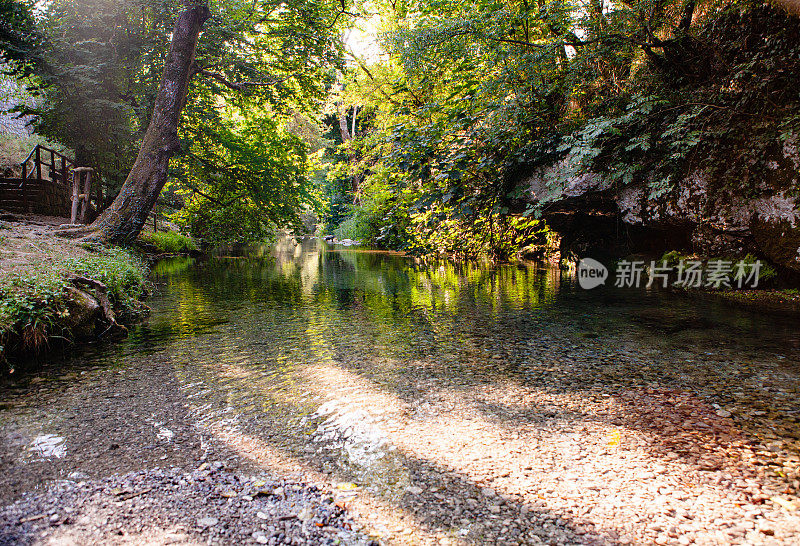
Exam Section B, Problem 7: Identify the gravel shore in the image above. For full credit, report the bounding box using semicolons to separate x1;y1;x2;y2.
0;464;370;545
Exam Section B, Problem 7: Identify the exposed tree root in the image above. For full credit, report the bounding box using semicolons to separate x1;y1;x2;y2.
53;226;103;241
68;275;127;332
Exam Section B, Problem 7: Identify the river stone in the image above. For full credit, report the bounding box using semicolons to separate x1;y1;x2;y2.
197;517;218;527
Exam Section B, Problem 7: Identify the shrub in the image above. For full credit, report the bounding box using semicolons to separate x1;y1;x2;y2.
0;268;67;353
333;207;377;242
659;250;692;268
140;231;198;254
734;253;777;285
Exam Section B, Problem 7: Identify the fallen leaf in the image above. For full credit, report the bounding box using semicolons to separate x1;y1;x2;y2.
771;496;798;511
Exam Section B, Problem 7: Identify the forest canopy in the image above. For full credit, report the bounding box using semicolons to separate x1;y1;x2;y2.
1;0;799;255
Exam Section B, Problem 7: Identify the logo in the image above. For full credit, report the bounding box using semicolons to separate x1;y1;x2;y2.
577;258;608;289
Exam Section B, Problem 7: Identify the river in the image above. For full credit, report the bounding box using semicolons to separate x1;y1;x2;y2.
2;238;800;544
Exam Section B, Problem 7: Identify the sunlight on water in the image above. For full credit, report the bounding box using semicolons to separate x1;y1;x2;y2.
6;237;800;543
124;237;800;511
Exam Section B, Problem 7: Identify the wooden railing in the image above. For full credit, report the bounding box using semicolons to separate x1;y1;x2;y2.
21;145;74;186
15;145;102;222
19;145;75;214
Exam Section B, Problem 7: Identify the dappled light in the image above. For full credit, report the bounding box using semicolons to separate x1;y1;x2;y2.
3;0;800;543
5;239;798;543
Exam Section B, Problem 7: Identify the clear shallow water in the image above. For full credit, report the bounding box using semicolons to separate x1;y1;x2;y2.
5;238;800;543
123;238;800;480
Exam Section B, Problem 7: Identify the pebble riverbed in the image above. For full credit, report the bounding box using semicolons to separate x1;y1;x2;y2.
2;241;800;544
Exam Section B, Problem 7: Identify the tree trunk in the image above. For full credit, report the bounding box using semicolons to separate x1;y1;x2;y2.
59;3;211;243
336;103;362;203
336;103;351;142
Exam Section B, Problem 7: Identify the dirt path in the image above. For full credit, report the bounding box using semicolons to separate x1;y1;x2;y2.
0;214;84;274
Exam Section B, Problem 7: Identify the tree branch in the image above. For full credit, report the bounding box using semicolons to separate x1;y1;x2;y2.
193;66;289;90
677;0;696;32
184;182;246;206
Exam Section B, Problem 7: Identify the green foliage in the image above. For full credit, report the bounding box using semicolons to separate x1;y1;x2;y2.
0;0;41;77
656;252;779;287
322;159;413;248
172;110;318;244
140;231;198;254
407;203;549;260
320;1;800;265
161;0;347;243
319;0;726;257
0;247;148;358
63;248;149;303
735;254;777;284
0;269;66;338
333;208;375;242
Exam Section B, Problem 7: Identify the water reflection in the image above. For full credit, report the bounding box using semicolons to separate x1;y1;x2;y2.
131;240;576;497
132;239;800;492
5;238;800;543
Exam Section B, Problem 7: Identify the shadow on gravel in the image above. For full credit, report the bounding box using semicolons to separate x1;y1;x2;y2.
0;344;619;545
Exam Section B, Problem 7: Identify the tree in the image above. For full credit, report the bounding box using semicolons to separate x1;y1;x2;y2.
0;0;40;76
29;0;174;190
334;89;362;199
58;0;346;243
172;110;315;243
60;2;209;242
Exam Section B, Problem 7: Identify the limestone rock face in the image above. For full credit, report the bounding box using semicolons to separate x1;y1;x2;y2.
522;151;800;271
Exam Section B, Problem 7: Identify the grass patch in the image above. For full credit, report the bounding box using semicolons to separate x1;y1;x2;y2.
140;231;198;254
0;247;149;365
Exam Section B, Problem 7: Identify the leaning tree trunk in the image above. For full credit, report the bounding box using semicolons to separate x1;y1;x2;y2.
62;3;210;243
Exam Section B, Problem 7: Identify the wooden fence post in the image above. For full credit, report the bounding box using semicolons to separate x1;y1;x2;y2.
21;161;28;213
71;171;80;224
81;170;93;223
96;177;103;212
35;146;41;182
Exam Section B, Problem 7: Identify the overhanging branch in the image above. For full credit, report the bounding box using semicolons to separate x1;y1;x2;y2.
193;66;290;90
